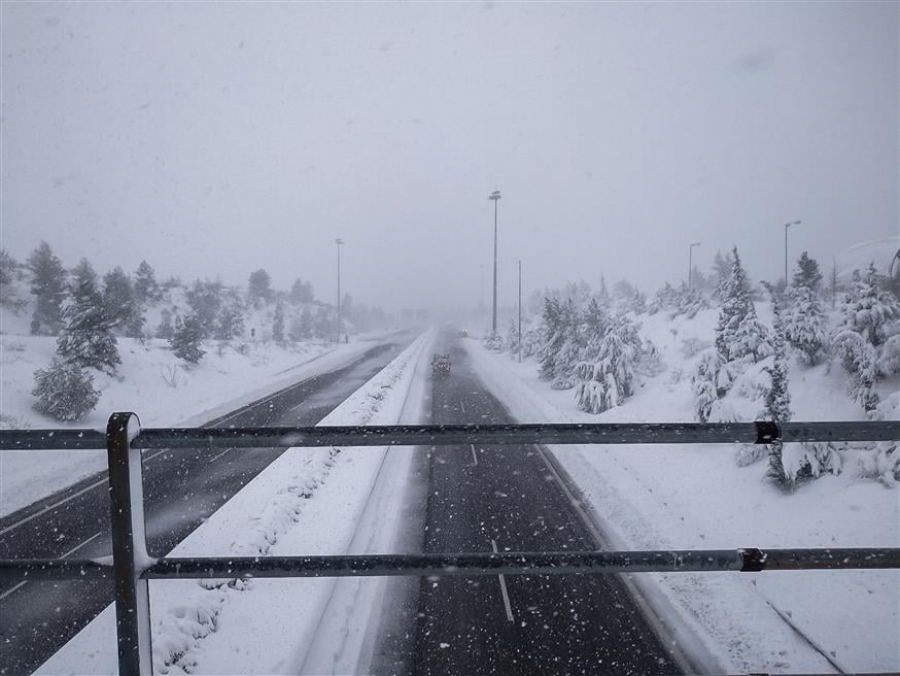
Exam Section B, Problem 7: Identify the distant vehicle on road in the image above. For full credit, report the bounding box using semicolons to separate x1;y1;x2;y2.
458;329;468;338
431;353;451;377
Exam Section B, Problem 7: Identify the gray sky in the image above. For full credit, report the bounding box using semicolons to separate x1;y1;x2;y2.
2;1;897;312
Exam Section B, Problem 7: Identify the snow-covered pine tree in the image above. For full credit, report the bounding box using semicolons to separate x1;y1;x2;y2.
711;249;734;304
186;279;223;338
156;309;175;339
272;300;285;344
57;259;121;374
215;289;245;340
102;266;136;332
838;264;899;348
763;294;795;485
27;241;67;335
690;348;736;422
786;252;828;365
248;269;273;307
715;247;771;363
133;260;162;305
574;312;638;414
0;248;19;306
170;313;206;364
32;358;101;422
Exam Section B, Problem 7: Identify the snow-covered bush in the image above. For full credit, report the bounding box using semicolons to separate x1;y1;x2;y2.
833;330;880;412
786;285;828;365
32;358;101;421
574;325;638;413
690;348;735;422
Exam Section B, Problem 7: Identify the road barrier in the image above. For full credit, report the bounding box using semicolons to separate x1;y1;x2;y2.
1;413;898;674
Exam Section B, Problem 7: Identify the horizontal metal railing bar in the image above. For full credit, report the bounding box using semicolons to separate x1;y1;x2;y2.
3;421;896;451
6;548;896;582
0;558;113;581
0;428;106;450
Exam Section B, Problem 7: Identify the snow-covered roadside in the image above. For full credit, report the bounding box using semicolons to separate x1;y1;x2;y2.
35;328;436;676
461;337;899;674
0;330;405;517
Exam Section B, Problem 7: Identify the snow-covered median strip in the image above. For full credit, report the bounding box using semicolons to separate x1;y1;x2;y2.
461;337;899;675
36;328;436;676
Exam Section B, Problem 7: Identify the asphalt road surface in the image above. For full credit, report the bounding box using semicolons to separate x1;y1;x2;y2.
0;338;409;675
408;336;684;676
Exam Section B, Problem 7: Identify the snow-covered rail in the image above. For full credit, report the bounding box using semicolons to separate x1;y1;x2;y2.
1;413;898;674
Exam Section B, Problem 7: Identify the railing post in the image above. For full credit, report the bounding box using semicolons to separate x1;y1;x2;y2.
107;412;152;675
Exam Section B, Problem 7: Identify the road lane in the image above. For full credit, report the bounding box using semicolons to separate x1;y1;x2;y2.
411;336;683;676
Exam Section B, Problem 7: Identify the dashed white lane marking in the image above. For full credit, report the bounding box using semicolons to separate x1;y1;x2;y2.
460;402;466;414
491;539;515;623
470;444;478;466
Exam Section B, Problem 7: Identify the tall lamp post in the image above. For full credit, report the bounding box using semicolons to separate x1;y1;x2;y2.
336;238;344;343
488;190;501;335
688;242;702;291
784;220;801;289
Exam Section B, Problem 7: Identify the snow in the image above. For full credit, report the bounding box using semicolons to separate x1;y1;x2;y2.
0;330;404;517
463;306;899;674
33;328;436;675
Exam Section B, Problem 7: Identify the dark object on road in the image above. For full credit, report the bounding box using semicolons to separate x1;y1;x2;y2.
458;329;468;338
431;353;451;376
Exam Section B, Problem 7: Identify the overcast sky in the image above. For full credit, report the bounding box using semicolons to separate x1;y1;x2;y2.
1;1;897;313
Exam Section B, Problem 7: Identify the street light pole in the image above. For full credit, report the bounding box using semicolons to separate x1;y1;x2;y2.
517;260;522;363
336;238;344;343
784;220;801;289
488;190;501;335
689;242;702;291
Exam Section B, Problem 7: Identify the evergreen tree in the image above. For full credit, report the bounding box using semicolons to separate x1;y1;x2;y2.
27;241;67;335
102;266;136;332
170;314;205;364
248;269;273;306
289;310;312;341
786;253;828;365
711;249;734;303
272;300;285;343
837;264;899;347
0;248;22;308
691;349;732;422
156;308;175;339
32;358;101;422
574;312;638;414
764;297;792;425
215;289;245;340
290;278;314;304
715;247;771;363
133;260;161;304
57;259;120;373
792;251;822;291
186;279;223;338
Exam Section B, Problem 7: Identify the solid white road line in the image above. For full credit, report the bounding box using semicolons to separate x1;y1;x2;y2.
61;531;102;558
491;539;515;623
470;444;478;466
0;581;27;602
210;447;233;463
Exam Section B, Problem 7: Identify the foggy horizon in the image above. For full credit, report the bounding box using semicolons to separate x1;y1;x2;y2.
2;1;897;314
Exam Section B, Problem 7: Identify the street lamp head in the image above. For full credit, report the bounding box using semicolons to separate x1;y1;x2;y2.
488;190;501;201
336;238;344;245
785;220;801;228
691;242;702;247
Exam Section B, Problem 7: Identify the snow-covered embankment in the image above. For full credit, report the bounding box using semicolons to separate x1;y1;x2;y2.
36;328;436;675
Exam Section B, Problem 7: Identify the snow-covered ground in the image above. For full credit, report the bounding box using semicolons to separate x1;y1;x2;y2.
463;306;899;674
0;329;404;517
36;327;436;675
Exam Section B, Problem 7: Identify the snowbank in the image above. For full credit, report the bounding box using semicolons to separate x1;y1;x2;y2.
462;307;899;675
35;328;436;675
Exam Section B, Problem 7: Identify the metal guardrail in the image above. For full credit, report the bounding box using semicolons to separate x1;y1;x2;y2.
1;412;898;674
